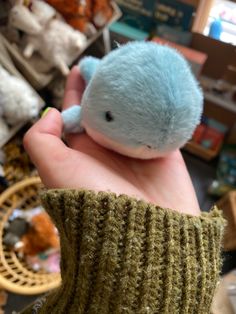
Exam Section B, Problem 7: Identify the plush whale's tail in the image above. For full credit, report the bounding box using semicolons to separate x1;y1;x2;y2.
61;105;84;133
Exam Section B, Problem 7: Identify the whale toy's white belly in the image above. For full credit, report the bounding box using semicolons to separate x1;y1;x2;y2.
84;122;171;159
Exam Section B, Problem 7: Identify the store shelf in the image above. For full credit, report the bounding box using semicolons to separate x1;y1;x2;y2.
200;76;236;114
204;90;236;114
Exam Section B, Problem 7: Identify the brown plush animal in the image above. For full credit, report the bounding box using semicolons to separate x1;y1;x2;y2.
45;0;113;35
93;0;113;28
20;212;59;256
46;0;94;35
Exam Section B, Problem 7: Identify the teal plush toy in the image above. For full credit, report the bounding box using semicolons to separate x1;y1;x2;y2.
62;41;203;159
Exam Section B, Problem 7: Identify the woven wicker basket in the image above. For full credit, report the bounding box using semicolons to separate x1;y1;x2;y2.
0;177;61;295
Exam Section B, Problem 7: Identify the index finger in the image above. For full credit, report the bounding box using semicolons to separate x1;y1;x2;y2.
63;66;86;110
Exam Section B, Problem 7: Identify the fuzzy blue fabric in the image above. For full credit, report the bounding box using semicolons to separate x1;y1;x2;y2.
62;105;83;133
79;56;100;84
62;41;203;158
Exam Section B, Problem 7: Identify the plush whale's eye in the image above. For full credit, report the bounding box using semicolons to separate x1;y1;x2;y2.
105;111;114;122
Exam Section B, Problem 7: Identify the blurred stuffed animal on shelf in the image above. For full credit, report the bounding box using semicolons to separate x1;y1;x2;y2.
46;0;96;36
8;0;44;35
20;212;59;256
6;0;55;43
93;0;113;28
3;217;29;248
23;18;87;75
8;0;87;75
0;66;41;125
45;0;113;36
3;210;59;256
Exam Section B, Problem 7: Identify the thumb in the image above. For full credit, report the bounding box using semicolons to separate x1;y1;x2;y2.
24;108;71;185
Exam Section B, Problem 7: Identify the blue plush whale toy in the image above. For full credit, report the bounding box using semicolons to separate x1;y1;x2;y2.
62;41;203;159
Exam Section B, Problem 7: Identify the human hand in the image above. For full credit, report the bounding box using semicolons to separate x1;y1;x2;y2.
24;67;200;216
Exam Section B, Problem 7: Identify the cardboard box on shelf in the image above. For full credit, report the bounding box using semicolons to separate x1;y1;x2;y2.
191;32;236;80
211;269;236;314
184;140;222;161
211;276;235;314
203;98;236;128
217;191;236;251
184;117;228;161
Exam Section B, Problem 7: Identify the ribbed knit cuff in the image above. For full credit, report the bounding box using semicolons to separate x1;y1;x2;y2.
28;190;225;314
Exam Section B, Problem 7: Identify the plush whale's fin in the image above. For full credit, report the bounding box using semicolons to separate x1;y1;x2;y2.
61;105;84;133
78;56;100;84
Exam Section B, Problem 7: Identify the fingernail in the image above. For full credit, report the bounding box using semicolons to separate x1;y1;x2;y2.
41;107;52;118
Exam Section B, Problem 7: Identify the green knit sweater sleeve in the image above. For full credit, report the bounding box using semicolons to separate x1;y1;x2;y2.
21;189;225;314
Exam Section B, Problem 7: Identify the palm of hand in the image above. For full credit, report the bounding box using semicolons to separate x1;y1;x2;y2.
24;67;200;216
48;125;199;216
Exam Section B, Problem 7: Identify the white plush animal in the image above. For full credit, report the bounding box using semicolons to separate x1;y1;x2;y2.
0;66;41;125
9;0;56;31
9;3;42;35
30;0;56;26
8;0;87;75
24;19;87;75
